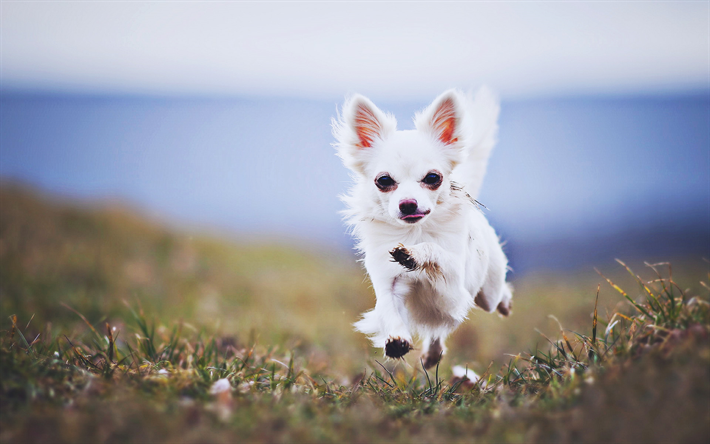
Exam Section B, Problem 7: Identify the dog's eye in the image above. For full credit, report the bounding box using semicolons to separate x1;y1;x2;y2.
376;175;395;189
423;172;442;185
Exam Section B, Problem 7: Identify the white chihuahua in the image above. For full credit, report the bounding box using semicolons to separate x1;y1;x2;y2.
332;88;512;369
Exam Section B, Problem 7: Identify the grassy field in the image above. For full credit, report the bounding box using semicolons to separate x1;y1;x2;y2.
1;184;709;443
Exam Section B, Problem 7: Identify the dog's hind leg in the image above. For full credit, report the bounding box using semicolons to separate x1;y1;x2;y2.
421;337;446;370
495;283;513;316
474;262;513;316
469;228;512;315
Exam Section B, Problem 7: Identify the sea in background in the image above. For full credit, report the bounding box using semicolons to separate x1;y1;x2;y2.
1;92;708;274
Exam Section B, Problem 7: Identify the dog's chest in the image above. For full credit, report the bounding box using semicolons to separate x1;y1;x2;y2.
365;221;462;250
399;278;455;328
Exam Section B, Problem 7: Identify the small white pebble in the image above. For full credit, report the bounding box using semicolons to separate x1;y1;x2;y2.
452;365;479;381
237;380;255;393
452;365;487;388
210;378;232;395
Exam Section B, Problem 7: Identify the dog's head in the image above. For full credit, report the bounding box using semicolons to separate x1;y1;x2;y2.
333;90;470;226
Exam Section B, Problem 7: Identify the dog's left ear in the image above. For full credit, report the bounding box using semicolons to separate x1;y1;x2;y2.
415;90;467;165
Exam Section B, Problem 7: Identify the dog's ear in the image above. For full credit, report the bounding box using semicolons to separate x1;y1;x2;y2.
428;96;459;145
415;90;468;166
351;98;385;148
332;94;396;174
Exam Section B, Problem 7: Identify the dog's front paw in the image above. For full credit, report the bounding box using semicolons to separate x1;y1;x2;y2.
385;337;413;359
390;244;418;271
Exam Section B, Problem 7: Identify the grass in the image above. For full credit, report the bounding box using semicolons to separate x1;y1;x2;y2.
1;184;709;443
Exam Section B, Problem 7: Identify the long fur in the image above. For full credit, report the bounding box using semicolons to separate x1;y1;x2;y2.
332;88;512;367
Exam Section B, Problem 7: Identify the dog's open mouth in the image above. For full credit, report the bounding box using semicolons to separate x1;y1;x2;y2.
400;211;430;224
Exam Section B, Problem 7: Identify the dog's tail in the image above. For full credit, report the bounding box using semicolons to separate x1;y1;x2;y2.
451;87;500;200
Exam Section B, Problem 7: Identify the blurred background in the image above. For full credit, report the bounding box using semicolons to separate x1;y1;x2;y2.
1;1;708;371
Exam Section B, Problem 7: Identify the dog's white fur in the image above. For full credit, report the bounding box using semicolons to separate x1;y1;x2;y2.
332;88;512;366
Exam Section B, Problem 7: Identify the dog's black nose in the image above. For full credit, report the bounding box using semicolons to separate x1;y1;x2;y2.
399;199;418;215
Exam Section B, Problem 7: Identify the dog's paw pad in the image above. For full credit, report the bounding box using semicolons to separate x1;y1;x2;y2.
389;245;418;271
385;337;413;359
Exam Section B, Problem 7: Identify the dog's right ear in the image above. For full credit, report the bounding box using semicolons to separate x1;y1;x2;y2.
332;94;396;175
350;96;386;149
